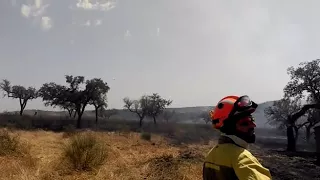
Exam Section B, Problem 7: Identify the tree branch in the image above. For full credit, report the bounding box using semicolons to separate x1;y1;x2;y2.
290;104;320;123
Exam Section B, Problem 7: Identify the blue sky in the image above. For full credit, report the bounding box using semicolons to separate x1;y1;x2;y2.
0;0;319;111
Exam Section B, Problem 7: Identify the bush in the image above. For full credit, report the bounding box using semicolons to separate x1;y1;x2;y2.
140;132;151;141
63;132;108;171
0;128;20;156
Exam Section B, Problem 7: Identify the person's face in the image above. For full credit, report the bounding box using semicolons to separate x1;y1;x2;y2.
235;116;256;143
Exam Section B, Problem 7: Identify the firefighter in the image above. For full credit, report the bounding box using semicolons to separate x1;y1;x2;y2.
203;95;272;180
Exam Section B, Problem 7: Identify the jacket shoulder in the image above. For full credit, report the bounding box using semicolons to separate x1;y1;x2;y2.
232;149;272;180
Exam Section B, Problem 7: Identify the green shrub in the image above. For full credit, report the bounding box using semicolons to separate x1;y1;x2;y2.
63;132;108;171
140;132;151;141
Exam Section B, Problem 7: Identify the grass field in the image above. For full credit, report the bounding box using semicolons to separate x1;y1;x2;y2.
0;127;319;180
0;113;319;179
0;128;206;180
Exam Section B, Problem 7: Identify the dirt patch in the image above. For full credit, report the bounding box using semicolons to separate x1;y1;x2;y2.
142;148;204;180
143;154;183;180
177;148;204;163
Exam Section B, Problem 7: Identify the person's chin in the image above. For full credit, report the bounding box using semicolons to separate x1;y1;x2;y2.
246;134;256;143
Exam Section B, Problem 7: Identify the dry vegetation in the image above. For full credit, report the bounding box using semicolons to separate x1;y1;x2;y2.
0;127;318;180
0;116;320;180
0;128;207;180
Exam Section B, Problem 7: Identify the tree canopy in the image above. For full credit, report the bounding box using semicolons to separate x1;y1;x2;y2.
0;79;38;115
39;75;110;128
123;93;172;127
265;59;320;151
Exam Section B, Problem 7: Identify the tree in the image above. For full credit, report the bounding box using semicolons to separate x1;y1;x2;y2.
162;110;175;123
304;109;320;142
99;108;118;120
87;78;110;125
123;95;149;127
264;98;308;149
145;93;172;125
59;101;76;118
281;59;320;151
199;111;211;124
39;75;110;129
0;79;38;116
90;94;107;125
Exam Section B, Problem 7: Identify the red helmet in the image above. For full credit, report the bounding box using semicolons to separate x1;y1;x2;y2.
210;95;258;130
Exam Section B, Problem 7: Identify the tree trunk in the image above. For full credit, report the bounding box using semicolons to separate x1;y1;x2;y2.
287;126;296;151
153;116;157;125
77;112;82;129
19;108;23;116
67;109;73;117
95;107;99;125
306;125;312;142
76;105;86;129
139;118;143;127
294;126;299;141
19;99;27;116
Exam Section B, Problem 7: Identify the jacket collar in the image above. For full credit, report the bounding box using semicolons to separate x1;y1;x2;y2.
219;133;249;149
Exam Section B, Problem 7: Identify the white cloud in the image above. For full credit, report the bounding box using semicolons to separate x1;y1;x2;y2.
124;30;131;37
20;2;50;18
95;19;102;26
72;19;102;27
84;20;91;26
20;0;52;31
21;4;31;18
35;0;42;9
41;16;52;30
124;30;132;40
76;0;117;11
156;28;160;36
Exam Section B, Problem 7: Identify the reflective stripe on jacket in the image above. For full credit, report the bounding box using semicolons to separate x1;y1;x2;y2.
203;135;272;180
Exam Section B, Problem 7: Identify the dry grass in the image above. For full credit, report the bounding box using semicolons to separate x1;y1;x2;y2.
62;131;108;171
62;125;77;138
0;129;205;180
0;129;37;180
0;128;318;180
140;132;151;141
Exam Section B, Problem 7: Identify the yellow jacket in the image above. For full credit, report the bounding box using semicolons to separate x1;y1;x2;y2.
203;134;272;180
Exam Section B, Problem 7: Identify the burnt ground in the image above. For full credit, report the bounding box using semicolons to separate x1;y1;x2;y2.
250;145;320;180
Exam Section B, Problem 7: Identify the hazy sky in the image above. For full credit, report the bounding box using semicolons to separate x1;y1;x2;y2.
0;0;319;112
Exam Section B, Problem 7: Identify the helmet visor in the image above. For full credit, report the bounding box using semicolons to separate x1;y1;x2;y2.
237;96;252;108
229;95;258;117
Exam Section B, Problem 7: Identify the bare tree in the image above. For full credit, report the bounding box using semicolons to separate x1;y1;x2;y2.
0;79;38;116
123;95;149;127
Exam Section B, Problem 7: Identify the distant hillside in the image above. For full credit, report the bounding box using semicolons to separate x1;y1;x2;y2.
4;101;275;128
